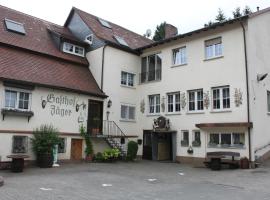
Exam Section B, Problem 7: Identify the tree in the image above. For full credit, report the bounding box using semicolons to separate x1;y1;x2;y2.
233;7;242;18
215;8;226;22
243;6;252;16
204;21;214;27
153;22;166;41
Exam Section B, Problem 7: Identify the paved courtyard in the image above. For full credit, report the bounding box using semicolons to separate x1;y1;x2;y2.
1;160;270;200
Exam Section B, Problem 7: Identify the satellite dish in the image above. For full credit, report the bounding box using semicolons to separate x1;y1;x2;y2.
145;29;152;37
257;73;268;82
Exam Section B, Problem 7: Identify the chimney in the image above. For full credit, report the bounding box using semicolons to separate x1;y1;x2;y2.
257;6;260;11
164;24;178;39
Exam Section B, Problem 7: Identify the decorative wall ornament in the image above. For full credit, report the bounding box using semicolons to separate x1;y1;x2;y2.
180;93;186;109
140;99;145;113
234;88;243;107
161;96;165;112
153;116;170;131
203;91;210;109
75;101;86;112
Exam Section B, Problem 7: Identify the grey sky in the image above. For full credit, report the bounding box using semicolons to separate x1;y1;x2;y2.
1;0;270;36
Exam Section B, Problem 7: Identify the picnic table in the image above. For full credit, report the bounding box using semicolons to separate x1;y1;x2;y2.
204;151;240;170
7;155;29;172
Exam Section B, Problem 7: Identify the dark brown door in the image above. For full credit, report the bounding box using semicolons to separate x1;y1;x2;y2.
87;100;103;135
71;139;83;160
143;131;152;160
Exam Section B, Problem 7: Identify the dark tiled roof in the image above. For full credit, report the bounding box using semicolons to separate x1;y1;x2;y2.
72;7;153;49
0;46;106;97
0;5;88;65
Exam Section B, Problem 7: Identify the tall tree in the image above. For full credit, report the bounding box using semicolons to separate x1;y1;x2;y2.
153;22;166;41
215;8;226;22
233;7;242;18
243;6;252;15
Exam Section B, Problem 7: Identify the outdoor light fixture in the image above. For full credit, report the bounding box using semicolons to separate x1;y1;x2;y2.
107;99;112;108
257;73;268;82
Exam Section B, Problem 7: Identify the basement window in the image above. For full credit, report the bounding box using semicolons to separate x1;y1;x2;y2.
98;18;111;28
63;42;85;57
4;18;26;35
114;35;129;47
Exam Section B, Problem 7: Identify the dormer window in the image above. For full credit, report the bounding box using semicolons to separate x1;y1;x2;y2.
98;18;111;29
63;42;85;57
114;35;129;47
4;18;26;35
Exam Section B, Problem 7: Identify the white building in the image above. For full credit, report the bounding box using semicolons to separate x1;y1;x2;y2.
1;5;270;166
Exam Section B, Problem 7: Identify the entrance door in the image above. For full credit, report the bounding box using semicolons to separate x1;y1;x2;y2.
71;139;83;160
87;100;103;136
143;131;152;160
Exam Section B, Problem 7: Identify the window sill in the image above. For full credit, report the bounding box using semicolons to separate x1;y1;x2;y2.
119;119;136;123
165;112;181;116
120;85;136;89
139;79;161;85
210;109;232;113
186;111;205;114
204;55;224;62
146;113;161;117
207;145;245;149
171;63;187;68
1;108;34;122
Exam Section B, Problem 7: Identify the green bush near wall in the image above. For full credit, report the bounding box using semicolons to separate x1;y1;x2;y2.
127;141;138;161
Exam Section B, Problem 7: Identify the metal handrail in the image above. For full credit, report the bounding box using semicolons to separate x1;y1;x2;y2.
103;120;127;138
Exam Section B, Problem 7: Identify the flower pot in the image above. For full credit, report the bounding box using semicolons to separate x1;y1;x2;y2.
85;155;93;162
37;153;53;168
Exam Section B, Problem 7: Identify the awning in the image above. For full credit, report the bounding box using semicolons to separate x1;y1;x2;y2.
195;122;253;129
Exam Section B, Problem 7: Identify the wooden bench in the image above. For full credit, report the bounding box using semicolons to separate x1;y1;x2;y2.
204;151;240;170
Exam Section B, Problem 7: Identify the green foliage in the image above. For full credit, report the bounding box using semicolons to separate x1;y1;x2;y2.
233;7;242;18
153;21;166;41
243;6;252;16
94;152;103;162
31;124;60;155
127;141;138;161
79;124;93;156
102;148;120;161
215;8;226;22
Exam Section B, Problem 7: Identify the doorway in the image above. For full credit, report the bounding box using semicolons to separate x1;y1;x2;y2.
87;100;103;136
71;139;83;160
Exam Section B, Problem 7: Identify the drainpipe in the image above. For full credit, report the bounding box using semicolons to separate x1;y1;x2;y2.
240;21;252;166
101;44;108;90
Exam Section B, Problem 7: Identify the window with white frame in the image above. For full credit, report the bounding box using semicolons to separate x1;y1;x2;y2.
141;53;162;83
148;94;160;114
167;92;180;113
267;91;270;113
63;42;85;57
192;131;201;146
121;71;135;87
58;138;66;153
212;86;230;110
5;89;31;111
208;132;245;148
12;136;28;153
181;130;189;147
121;104;135;120
172;46;187;65
188;89;203;111
205;37;222;59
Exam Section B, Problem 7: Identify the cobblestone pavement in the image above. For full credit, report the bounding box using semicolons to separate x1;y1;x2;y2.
1;160;270;200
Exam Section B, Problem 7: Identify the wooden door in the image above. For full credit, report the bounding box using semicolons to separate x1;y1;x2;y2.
71;139;83;160
87;100;103;135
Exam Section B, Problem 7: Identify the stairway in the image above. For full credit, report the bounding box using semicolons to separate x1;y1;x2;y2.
105;137;127;158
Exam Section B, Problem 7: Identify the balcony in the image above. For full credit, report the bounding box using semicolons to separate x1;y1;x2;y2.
139;69;161;84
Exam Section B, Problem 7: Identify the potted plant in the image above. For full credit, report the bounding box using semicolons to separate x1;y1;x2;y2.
80;125;94;161
31;125;60;168
102;148;120;162
192;140;201;147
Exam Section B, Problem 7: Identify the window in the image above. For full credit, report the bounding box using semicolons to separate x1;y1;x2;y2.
98;18;111;28
63;42;85;57
58;138;66;153
114;35;129;47
267;91;270;112
140;54;162;83
172;47;187;65
205;37;222;59
5;18;26;35
192;131;201;147
148;95;160;114
121;104;135;120
188;89;203;111
181;131;189;147
12;136;28;153
209;133;245;148
212;86;230;110
167;92;180;113
5;89;31;111
121;71;135;87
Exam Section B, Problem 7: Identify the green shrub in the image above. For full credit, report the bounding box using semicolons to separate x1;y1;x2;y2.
127;141;138;161
31;124;60;155
94;152;103;162
79;125;93;156
102;148;120;161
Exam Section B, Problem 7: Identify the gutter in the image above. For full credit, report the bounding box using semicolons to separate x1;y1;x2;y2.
101;44;108;90
240;21;252;165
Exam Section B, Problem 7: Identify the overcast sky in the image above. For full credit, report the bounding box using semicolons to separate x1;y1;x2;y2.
1;0;270;36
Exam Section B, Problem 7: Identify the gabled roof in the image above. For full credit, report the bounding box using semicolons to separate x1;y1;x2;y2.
0;5;88;65
0;46;106;97
67;7;153;50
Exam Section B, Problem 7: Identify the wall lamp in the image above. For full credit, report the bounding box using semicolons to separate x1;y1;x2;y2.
257;73;268;82
107;99;112;108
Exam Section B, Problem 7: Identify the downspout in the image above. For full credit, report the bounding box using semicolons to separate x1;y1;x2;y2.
240;21;252;165
101;44;108;90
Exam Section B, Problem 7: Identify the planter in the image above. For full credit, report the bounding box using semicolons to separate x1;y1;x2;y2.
37;153;53;168
85;155;93;162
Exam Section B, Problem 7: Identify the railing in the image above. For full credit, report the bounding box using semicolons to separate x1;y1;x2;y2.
103;120;127;138
139;69;161;83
